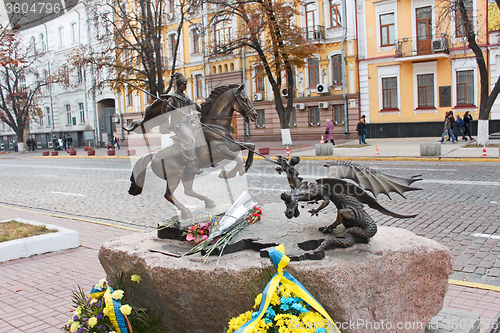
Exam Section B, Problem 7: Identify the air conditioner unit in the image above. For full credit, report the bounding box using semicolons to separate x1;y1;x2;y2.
432;38;447;52
48;142;53;148
295;103;305;110
316;84;328;93
282;88;289;97
112;117;120;123
253;93;263;101
318;102;329;109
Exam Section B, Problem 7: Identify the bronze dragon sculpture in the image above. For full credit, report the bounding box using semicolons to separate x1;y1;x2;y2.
276;156;422;251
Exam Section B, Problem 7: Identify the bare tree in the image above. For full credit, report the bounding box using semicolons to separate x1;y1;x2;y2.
0;27;57;151
69;0;197;97
205;0;317;145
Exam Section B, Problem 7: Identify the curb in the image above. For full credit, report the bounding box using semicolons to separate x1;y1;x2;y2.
449;279;500;292
253;156;500;162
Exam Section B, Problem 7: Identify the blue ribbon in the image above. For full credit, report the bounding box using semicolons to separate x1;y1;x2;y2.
235;244;340;333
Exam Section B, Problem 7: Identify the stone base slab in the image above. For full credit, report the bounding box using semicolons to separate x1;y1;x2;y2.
99;226;452;333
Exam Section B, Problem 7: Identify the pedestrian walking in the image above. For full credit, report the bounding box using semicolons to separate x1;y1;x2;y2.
30;138;36;151
67;135;73;148
62;135;68;150
455;114;466;141
113;132;120;149
463;111;473;140
440;112;457;143
26;138;31;151
357;115;367;145
52;135;59;150
447;111;455;141
324;119;335;145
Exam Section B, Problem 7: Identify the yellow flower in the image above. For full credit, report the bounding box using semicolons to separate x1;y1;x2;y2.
88;317;97;328
131;274;142;283
279;283;293;298
112;289;124;300
120;304;132;316
67;319;73;325
270;291;281;306
227;311;253;333
70;321;80;333
90;298;98;305
103;307;109;316
74;306;82;316
253;293;262;309
96;278;107;288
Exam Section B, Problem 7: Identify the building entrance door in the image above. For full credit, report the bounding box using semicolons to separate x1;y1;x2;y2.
416;6;432;55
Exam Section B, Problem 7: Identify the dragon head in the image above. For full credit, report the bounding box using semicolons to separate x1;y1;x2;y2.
281;192;300;219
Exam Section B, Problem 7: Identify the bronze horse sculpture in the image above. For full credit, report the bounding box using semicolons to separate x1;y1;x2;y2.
127;84;257;219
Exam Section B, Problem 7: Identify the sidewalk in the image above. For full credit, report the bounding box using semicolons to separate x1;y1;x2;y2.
2;136;498;160
1;203;499;332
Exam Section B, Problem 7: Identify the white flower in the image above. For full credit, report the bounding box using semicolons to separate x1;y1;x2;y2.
112;289;124;300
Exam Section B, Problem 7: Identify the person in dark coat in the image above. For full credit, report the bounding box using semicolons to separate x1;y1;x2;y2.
324;119;335;145
67;135;73;148
26;139;31;151
30;138;36;151
356;115;367;144
52;136;59;150
463;111;473;140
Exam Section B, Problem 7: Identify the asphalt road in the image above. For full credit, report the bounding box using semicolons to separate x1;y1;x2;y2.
0;157;499;285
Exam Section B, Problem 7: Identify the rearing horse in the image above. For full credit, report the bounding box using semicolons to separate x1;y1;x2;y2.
128;84;257;219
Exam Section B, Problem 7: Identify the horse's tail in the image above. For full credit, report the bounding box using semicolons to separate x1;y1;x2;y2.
129;152;155;196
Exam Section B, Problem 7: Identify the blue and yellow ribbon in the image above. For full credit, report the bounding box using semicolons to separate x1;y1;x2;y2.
236;244;340;333
89;285;129;333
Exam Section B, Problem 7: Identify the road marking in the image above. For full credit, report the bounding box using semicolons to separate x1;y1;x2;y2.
422;179;500;186
471;233;500;240
0;163;130;171
50;191;86;197
375;167;457;172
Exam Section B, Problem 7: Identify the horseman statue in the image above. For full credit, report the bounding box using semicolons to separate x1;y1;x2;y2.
124;74;257;219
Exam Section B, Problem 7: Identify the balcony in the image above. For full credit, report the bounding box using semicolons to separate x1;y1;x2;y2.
395;35;450;61
303;25;325;42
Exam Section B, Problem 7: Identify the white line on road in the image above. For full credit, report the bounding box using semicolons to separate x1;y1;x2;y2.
422;179;500;186
375;168;457;172
472;233;500;240
50;191;86;197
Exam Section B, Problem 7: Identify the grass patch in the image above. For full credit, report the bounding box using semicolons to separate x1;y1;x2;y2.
463;143;499;148
0;221;57;243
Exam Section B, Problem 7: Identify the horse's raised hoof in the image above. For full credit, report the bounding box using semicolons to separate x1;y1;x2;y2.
205;199;216;208
218;170;228;178
180;210;192;220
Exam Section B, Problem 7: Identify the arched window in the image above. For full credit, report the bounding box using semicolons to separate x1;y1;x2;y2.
218;65;222;73
39;34;46;52
224;64;228;72
230;63;234;71
29;36;36;54
212;66;216;73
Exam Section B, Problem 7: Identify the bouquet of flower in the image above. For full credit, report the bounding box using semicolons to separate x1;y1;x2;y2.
184;192;261;259
184;213;213;245
64;274;163;333
227;282;331;333
225;245;340;333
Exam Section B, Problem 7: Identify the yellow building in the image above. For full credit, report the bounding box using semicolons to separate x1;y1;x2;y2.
120;0;361;142
357;0;490;137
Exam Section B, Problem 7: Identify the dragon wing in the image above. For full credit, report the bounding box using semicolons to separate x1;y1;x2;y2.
316;178;417;219
324;161;422;199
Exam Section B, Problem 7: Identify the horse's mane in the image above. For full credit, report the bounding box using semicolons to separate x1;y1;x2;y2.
200;84;239;116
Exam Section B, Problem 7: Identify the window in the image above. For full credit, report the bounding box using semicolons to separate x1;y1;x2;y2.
19;75;26;89
29;36;36;54
71;23;77;43
167;0;175;14
77;64;83;84
382;77;398;109
417;74;434;108
289;108;297;127
333;104;345;125
330;0;342;28
256;110;265;128
59;27;64;47
308;107;320;126
192;28;200;54
308;59;319;88
331;55;342;85
305;3;318;39
169;34;177;58
455;0;473;37
214;20;231;46
195;74;203;99
39;115;43;127
44;71;49;90
255;66;265;92
79;102;85;123
127;87;133;106
66;104;71;125
380;13;395;46
457;70;474;106
230;63;234;71
46;106;51;126
61;66;69;85
39;33;46;52
224;64;228;72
